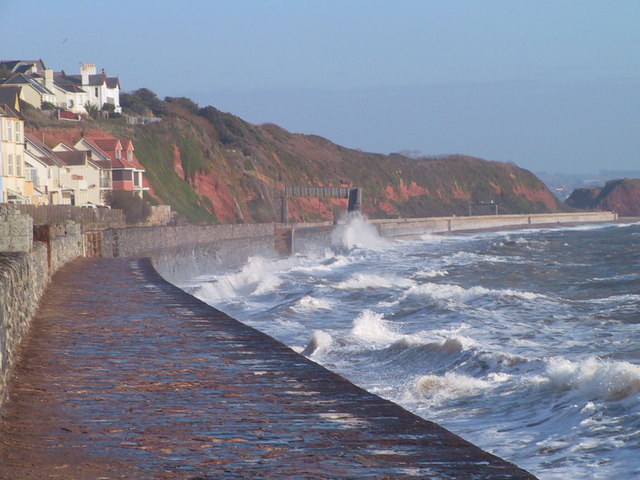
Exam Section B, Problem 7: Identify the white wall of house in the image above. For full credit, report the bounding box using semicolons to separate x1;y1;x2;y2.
0;116;27;202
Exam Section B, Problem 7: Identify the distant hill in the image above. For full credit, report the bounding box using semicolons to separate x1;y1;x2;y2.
25;92;563;224
565;178;640;216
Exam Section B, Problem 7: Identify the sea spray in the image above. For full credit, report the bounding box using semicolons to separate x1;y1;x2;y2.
332;212;387;251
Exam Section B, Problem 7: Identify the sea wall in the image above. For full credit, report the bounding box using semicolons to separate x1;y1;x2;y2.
152;235;277;284
101;223;274;258
372;211;618;237
0;222;84;406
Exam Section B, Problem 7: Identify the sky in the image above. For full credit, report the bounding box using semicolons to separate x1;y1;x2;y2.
2;0;639;174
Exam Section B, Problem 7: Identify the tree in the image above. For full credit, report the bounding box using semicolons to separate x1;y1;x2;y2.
165;96;199;114
120;88;166;116
84;102;100;118
105;191;152;224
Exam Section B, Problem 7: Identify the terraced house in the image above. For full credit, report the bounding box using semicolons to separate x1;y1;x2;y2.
0;103;26;204
0;59;121;115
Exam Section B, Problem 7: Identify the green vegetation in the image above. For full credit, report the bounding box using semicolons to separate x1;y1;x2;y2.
132;129;218;224
178;134;209;181
105;191;151;224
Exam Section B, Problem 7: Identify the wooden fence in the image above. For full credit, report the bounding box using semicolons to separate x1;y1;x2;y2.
8;204;125;226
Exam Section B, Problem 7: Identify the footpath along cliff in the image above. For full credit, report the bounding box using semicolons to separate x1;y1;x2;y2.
25;92;563;224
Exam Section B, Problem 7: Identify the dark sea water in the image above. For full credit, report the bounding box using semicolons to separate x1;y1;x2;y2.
185;217;640;479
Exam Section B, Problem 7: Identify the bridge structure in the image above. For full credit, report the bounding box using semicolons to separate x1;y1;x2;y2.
281;186;361;223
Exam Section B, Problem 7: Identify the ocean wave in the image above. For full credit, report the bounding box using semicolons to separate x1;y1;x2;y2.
404;282;546;304
415;372;497;401
302;330;334;356
293;295;333;312
335;273;414;291
413;268;449;278
194;255;289;301
350;309;402;344
540;356;640;401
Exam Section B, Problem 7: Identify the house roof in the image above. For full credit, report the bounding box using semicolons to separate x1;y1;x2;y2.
0;59;46;73
54;71;120;89
82;136;140;170
0;86;21;111
4;73;54;95
0;102;22;119
106;77;120;89
25;133;65;167
54;150;89;166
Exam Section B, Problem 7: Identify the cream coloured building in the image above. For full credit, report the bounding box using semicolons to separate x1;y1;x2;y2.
0;104;27;203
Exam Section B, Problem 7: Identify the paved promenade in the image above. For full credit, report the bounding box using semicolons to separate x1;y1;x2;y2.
0;257;536;479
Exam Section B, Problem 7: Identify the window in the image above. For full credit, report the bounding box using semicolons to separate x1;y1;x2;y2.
127;150;133;162
15;122;20;142
16;154;21;177
115;148;121;160
8;154;13;176
7;121;12;141
95;87;99;97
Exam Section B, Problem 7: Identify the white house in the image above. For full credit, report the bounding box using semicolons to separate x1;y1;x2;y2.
54;63;121;114
0;104;27;203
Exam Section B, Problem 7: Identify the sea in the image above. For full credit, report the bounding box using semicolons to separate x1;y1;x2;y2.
183;215;640;480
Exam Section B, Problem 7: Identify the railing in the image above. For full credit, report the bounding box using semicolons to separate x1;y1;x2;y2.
8;204;125;226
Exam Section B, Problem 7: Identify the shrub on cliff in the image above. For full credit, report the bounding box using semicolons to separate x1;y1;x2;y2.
106;191;152;225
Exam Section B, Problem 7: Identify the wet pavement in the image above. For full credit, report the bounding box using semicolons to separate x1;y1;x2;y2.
0;257;537;479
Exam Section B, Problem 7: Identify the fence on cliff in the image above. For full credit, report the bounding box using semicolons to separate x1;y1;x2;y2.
8;204;125;227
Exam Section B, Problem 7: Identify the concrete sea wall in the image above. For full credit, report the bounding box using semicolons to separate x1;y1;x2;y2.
372;211;618;237
101;223;274;258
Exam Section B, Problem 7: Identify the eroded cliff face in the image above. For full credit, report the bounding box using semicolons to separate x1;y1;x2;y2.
566;179;640;216
27;104;562;223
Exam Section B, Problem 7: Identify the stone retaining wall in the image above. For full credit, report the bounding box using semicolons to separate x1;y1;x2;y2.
0;206;32;253
0;245;48;405
0;223;84;406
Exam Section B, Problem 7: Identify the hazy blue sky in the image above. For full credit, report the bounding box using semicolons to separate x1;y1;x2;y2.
2;0;638;174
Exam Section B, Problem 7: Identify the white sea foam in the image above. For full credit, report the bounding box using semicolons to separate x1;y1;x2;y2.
404;282;546;304
332;212;387;250
414;268;449;278
302;330;334;356
543;356;640;400
415;372;493;401
335;273;414;291
350;309;402;344
294;295;333;311
194;256;290;302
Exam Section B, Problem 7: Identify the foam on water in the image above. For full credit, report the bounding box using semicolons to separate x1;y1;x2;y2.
189;221;640;479
294;295;333;312
415;372;495;402
302;330;334;356
335;273;414;291
350;309;402;344
542;356;640;401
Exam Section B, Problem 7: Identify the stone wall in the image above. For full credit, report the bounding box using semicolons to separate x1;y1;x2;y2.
0;223;84;406
0;206;33;253
0;244;48;405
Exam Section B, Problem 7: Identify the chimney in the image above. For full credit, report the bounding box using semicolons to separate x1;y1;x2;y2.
44;68;53;89
80;63;96;85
